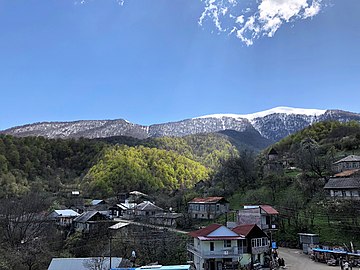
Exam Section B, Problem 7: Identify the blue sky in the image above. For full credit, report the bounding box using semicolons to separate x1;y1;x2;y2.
0;0;359;130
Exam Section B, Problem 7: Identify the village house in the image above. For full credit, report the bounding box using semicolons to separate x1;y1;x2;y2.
188;197;229;220
73;210;110;234
332;155;360;173
187;224;244;270
48;209;80;227
264;148;285;173
109;203;128;218
134;201;164;219
324;169;360;200
232;224;270;266
236;205;279;232
187;223;270;270
149;212;183;227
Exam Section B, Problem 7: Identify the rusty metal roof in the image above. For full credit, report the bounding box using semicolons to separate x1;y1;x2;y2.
188;197;228;204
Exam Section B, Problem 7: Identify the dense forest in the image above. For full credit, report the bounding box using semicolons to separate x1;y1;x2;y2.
0;132;239;198
84;145;209;197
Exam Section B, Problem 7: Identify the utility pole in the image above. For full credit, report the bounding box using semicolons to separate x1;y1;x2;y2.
109;230;113;270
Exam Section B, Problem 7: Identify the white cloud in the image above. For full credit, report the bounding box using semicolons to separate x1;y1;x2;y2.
78;0;325;46
199;0;238;32
236;15;244;24
199;0;326;46
304;1;322;18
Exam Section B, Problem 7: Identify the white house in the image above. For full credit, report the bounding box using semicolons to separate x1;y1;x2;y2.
187;224;244;270
187;224;270;270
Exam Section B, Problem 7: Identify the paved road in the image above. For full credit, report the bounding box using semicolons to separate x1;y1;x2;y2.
277;248;351;270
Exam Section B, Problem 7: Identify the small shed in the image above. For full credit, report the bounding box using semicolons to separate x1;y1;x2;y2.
298;233;319;254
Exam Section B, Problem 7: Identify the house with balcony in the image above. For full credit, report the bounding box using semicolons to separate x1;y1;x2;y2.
187;223;270;270
232;224;270;267
332;155;360;173
236;205;279;232
188;224;244;270
188;197;229;220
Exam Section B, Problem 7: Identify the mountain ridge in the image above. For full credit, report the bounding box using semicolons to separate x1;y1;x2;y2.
1;107;360;143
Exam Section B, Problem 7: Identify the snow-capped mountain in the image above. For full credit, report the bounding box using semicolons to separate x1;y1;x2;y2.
1;107;360;143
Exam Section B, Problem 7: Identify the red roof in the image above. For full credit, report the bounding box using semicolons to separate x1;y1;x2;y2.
198;236;244;241
189;224;223;238
334;169;360;177
189;197;226;203
260;205;279;215
232;224;256;237
189;224;244;240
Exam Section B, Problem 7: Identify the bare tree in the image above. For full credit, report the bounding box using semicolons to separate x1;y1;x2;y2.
0;193;54;270
83;257;109;270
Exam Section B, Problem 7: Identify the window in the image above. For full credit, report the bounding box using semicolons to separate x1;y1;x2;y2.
262;238;268;246
210;242;214;251
251;238;268;247
224;240;231;248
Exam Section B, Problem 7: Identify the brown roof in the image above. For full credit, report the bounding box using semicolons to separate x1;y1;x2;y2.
334;169;360;177
189;197;228;204
232;224;256;236
189;224;223;238
260;205;279;215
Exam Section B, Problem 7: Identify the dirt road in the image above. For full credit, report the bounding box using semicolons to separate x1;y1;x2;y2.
277;247;349;270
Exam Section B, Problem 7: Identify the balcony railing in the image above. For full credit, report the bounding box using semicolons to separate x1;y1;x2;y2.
252;246;269;255
187;244;244;259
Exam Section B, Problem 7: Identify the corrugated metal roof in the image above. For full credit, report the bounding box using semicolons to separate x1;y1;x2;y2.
74;211;107;223
109;222;130;230
324;177;360;189
136;201;163;211
53;209;80;217
232;224;256;236
333;155;360;164
91;199;106;205
198;236;244;241
48;257;122;270
189;224;223;238
188;197;228;204
112;266;191;270
334;169;360;177
189;224;245;240
260;205;279;215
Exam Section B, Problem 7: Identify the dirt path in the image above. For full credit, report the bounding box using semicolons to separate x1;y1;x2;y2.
277;247;349;270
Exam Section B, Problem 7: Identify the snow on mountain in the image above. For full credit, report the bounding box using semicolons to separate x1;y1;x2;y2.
1;107;359;144
195;106;326;121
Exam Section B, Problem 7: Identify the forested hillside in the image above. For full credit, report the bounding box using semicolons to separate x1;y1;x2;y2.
0;132;242;198
275;120;360;154
208;121;360;246
0;135;109;198
84;145;209;197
